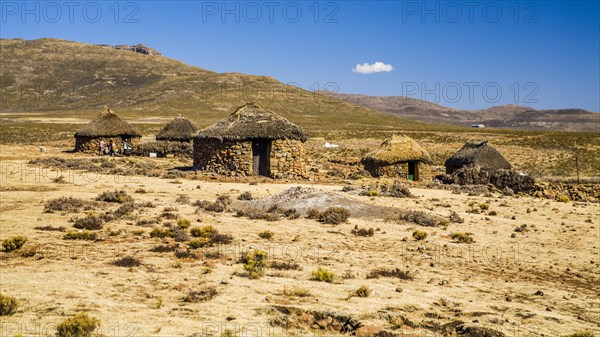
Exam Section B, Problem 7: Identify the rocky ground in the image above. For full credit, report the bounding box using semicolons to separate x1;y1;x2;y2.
0;145;598;337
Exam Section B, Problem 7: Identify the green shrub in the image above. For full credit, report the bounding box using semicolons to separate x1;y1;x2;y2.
351;285;371;298
319;207;350;225
478;203;490;210
188;238;211;249
96;190;132;203
241;250;270;279
149;227;174;238
0;293;18;316
63;231;97;241
177;218;191;229
311;267;335;283
190;225;216;238
221;329;238;337
557;195;571;202
56;312;100;337
412;230;427;241
258;230;274;240
2;236;27;252
282;287;311;298
451;232;475;244
368;189;379;197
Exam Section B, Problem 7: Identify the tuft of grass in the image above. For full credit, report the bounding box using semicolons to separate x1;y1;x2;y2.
270;260;302;271
478;203;490;210
258;230;274;240
2;236;27;252
237;191;254;201
311;267;335;283
367;268;413;280
221;329;238;337
0;293;18;316
349;285;371;298
241;250;270;279
177;218;191;229
451;232;475;244
56;312;100;337
113;256;142;267
319;207;350;225
282;286;311;298
557;195;571;202
412;230;427;241
183;287;218;303
96;190;132;203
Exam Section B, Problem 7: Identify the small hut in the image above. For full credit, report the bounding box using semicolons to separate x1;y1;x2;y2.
156;116;198;142
194;102;308;178
74;108;141;154
444;140;511;174
362;134;432;181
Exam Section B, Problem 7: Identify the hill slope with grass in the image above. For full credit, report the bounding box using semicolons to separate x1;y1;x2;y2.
329;93;599;132
0;38;441;133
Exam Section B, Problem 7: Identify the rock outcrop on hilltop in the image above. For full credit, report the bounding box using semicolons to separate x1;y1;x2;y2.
113;44;161;56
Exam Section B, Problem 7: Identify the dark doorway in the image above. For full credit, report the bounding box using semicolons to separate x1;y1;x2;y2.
252;139;271;176
408;162;417;181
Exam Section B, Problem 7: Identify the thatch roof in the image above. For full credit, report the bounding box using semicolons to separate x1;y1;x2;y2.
362;135;432;165
195;103;308;142
445;141;511;170
156;116;198;141
75;108;141;138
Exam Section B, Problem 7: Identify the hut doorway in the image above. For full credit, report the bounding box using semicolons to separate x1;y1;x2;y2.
408;162;417;181
252;139;271;176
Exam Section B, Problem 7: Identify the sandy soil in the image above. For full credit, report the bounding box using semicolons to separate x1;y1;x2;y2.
0;150;598;337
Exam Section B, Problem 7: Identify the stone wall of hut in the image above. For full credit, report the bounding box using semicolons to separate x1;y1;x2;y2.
74;136;140;154
365;161;432;181
193;138;306;179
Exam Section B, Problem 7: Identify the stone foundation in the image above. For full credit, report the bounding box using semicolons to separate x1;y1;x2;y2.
74;136;140;154
193;138;306;179
364;161;432;181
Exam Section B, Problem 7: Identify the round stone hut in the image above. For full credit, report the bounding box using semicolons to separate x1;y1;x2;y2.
361;134;432;181
74;108;141;154
193;103;308;178
444;140;511;174
156;116;198;142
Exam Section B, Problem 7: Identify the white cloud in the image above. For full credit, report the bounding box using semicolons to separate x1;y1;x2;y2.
352;61;394;74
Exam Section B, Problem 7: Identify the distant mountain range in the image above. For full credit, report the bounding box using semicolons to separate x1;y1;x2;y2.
325;93;599;132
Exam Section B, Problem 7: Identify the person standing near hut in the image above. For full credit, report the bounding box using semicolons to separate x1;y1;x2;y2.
110;139;116;156
99;140;105;156
123;139;132;156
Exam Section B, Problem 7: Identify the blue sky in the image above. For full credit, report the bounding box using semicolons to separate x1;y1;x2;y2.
1;0;599;111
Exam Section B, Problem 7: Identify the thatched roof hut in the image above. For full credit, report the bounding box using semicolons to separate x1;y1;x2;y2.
444;140;511;174
195;102;307;142
75;108;141;138
362;135;432;166
362;135;432;181
156;116;198;141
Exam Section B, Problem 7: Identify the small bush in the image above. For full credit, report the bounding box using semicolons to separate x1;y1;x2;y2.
63;231;97;241
34;225;66;232
241;250;270;279
284;208;301;219
367;268;413;280
282;287;311;298
0;293;18;316
412;230;427;241
2;236;27;252
265;213;281;222
96;190;132;203
44;197;92;213
305;208;321;219
221;329;238;337
237;191;254;201
351;226;374;237
557;195;571;202
478;203;490;210
113;256;142;267
368;189;379;197
175;194;190;204
389;184;414;198
56;312;100;337
73;215;104;230
177;218;192;229
149;227;174;239
451;232;475;244
350;285;371;298
311;267;335;283
258;230;274;240
190;225;216;238
204;202;226;213
188;238;211;249
449;211;464;223
150;244;177;253
270;260;302;270
399;210;448;227
212;233;233;245
319;207;350;225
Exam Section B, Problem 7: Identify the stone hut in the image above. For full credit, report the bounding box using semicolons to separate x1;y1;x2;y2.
156;116;198;142
444;140;511;174
74;108;141;154
362;134;433;181
193;103;308;178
